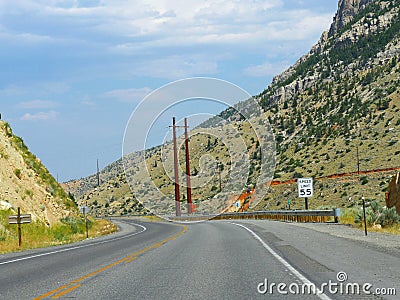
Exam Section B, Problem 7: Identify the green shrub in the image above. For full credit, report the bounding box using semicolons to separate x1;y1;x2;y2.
14;169;22;179
354;201;400;227
60;216;90;234
0;148;9;159
25;189;34;199
360;176;368;185
380;207;400;227
52;225;70;241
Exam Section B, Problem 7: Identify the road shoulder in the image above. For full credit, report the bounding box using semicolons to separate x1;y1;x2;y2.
0;218;139;261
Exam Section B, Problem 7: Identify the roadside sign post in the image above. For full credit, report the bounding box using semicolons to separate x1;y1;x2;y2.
362;197;368;236
80;205;90;238
84;207;88;239
298;178;313;210
8;207;31;247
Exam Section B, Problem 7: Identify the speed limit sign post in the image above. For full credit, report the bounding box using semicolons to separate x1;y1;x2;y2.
298;178;313;210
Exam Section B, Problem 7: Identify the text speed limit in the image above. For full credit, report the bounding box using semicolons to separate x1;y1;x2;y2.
298;178;313;198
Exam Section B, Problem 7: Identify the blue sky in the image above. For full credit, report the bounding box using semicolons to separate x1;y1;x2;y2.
0;0;338;181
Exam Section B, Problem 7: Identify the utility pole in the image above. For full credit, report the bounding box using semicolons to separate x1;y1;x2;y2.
97;159;100;187
172;117;181;216
356;145;360;175
362;196;368;236
217;162;222;192
84;201;89;238
184;118;193;214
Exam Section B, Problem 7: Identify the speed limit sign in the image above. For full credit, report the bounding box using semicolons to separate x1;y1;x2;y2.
298;178;313;198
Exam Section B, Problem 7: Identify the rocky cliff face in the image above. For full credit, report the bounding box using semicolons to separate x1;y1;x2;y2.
329;0;376;36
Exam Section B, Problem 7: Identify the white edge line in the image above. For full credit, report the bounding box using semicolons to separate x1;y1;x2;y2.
230;222;332;300
0;222;147;266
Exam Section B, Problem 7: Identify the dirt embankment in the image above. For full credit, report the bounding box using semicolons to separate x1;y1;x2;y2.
0;121;75;225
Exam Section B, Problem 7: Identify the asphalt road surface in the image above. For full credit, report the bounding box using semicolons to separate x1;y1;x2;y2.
0;219;398;299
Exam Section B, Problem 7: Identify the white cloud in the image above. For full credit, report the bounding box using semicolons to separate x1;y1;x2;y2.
0;82;70;97
131;55;218;79
0;1;336;84
0;84;26;96
0;1;331;47
104;87;153;104
20;110;59;121
80;100;96;106
0;1;337;92
0;30;52;44
263;12;333;41
244;61;290;77
17;100;57;109
38;81;70;94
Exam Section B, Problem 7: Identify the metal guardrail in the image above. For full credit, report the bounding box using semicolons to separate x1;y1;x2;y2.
163;209;340;223
211;209;340;223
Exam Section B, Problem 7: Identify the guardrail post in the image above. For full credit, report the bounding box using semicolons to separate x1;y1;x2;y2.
334;208;340;223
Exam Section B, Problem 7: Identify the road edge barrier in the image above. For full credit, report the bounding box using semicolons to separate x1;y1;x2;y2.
211;209;340;223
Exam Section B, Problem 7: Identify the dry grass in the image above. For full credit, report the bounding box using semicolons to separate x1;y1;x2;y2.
367;223;400;234
338;208;357;226
119;215;165;222
339;208;400;235
0;215;117;254
87;218;118;237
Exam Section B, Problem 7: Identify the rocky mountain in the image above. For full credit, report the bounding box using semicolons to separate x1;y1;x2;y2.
0;121;77;225
65;0;400;215
254;0;400;209
329;0;376;36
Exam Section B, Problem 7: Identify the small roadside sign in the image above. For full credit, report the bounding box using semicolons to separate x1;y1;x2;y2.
8;214;31;224
8;207;31;247
79;205;90;239
298;178;313;198
79;206;90;214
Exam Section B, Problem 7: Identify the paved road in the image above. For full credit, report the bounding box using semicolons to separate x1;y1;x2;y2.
236;220;399;300
0;219;398;299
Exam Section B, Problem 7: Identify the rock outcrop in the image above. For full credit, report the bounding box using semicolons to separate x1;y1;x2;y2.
386;172;400;215
329;0;376;36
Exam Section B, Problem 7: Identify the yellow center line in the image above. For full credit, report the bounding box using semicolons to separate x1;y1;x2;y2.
34;225;187;300
34;285;69;299
51;284;81;299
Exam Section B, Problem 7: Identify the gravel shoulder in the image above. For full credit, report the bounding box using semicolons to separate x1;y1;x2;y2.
288;221;400;256
238;219;400;257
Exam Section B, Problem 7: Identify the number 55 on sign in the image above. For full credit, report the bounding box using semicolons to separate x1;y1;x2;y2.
298;178;313;198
